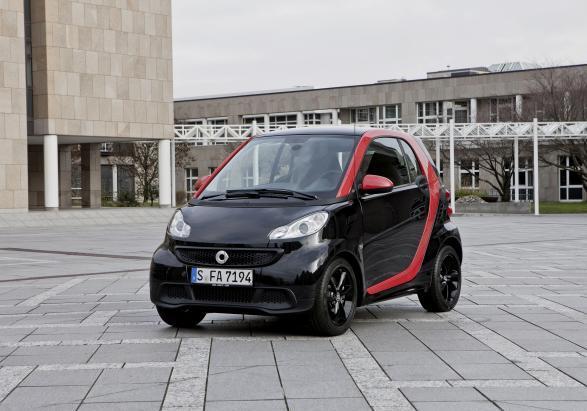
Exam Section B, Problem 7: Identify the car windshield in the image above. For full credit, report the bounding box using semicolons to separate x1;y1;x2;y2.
200;134;356;201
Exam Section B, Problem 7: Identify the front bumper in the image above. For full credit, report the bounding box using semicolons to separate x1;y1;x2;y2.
150;238;331;315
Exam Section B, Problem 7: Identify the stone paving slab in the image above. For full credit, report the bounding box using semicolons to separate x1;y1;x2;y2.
0;214;586;410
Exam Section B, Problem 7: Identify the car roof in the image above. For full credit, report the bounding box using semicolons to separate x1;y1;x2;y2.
258;126;369;138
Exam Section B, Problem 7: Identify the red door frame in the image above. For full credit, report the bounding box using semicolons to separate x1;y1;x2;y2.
337;129;441;295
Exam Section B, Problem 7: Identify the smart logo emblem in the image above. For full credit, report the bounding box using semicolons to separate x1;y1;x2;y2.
215;250;229;265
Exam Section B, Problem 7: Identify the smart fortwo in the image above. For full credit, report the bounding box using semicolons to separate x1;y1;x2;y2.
150;127;462;335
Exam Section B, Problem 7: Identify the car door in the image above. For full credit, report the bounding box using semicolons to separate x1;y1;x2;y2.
359;137;429;289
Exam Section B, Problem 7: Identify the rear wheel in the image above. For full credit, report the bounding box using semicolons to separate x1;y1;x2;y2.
308;258;358;336
418;246;461;312
156;306;206;328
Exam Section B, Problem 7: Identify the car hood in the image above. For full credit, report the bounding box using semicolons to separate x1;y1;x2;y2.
180;204;326;246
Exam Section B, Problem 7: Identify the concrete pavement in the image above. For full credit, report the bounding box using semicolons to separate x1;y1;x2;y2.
0;214;586;410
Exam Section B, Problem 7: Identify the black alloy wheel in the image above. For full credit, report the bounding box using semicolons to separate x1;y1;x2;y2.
418;245;461;312
308;258;358;336
326;265;355;326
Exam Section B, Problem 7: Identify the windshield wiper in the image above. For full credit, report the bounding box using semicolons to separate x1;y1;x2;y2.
200;189;319;201
257;188;319;200
225;188;318;200
199;193;225;200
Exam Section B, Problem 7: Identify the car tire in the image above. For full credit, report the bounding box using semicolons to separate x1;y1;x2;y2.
308;258;358;336
156;306;206;328
418;245;461;312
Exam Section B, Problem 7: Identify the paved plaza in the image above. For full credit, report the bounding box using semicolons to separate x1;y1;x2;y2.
0;213;586;410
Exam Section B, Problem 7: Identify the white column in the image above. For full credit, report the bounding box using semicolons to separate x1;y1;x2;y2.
470;98;477;123
158;139;171;208
171;139;176;207
533;118;540;215
331;109;339;125
252;119;258;136
112;164;118;202
449;120;456;213
263;114;270;132
514;136;519;202
435;135;441;172
296;112;304;127
253;144;259;185
515;95;523;119
43;135;59;210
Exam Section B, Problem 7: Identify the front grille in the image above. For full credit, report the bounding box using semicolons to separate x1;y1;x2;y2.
164;284;190;300
175;247;282;267
159;283;295;308
192;285;256;304
259;289;290;304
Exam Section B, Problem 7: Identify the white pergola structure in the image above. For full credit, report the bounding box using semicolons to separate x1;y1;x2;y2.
170;120;587;214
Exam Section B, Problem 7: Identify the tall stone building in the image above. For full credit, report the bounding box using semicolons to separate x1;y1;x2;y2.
0;0;174;212
0;0;28;211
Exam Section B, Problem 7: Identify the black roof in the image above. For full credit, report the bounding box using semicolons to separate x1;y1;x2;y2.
258;126;368;138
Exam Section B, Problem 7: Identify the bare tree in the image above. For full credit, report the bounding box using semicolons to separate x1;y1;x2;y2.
540;140;587;193
122;142;159;206
525;67;587;193
525;67;587;122
451;140;531;202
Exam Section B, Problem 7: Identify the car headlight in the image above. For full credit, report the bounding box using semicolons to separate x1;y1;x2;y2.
269;211;328;240
168;210;191;238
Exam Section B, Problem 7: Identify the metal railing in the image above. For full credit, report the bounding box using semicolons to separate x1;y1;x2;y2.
169;120;587;214
173;121;587;144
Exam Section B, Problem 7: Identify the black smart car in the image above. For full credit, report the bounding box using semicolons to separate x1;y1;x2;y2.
150;127;462;335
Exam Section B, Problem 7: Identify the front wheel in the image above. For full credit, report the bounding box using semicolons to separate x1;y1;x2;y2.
308;258;358;336
418;245;461;312
156;306;206;328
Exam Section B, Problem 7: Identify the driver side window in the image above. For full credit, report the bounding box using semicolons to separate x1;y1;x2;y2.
360;138;411;186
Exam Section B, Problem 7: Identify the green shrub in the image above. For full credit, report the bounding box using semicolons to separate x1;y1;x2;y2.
455;189;487;199
116;191;139;207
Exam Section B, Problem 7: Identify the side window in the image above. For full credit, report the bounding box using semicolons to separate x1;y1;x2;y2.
360;138;411;186
399;140;422;183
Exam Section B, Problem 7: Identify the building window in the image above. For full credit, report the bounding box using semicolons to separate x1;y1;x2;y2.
380;105;401;124
509;158;534;201
489;97;515;122
269;114;297;128
176;119;204;126
242;115;265;125
207;118;228;126
304;113;323;125
351;107;377;124
559;156;584;201
186;168;199;199
459;159;480;189
208;167;216;174
453;101;469;123
417;102;442;124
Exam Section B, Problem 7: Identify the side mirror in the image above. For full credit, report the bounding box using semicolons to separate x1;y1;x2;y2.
193;174;210;192
360;174;394;194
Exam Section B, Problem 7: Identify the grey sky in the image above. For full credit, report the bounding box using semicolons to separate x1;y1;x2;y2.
172;0;587;99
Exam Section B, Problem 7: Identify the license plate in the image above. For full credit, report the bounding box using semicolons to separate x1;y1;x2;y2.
189;267;253;286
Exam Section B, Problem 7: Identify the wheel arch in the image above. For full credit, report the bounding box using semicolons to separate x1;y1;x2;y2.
442;236;463;265
334;250;366;306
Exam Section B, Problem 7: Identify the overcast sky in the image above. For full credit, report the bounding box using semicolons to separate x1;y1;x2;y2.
172;0;587;99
